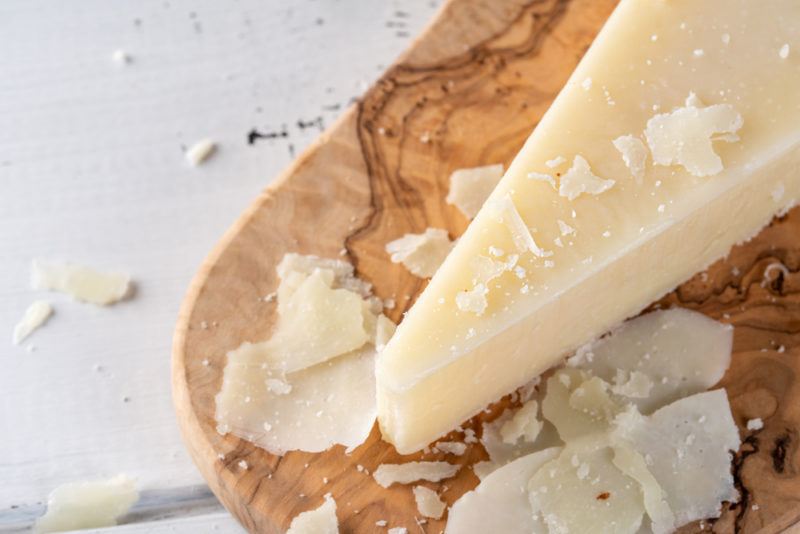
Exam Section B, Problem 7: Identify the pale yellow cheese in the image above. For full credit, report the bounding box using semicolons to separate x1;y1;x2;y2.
377;0;800;453
286;495;338;534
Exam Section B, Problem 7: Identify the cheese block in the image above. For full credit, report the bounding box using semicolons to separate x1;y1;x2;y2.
377;0;800;453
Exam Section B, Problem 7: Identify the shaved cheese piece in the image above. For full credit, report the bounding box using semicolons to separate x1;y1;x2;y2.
455;284;488;315
372;461;459;488
446;164;504;218
386;228;454;278
31;260;130;305
480;406;561;475
488;196;549;257
542;368;624;441
445;448;560;534
645;95;743;177
286;494;338;534
572;309;732;413
13;300;53;345
248;269;370;373
558;155;615;201
185;139;216;166
528;443;644;534
611;442;675;534
611;390;740;526
33;475;138;533
499;400;542;444
277;253;373;299
413;486;446;519
216;346;376;455
434;441;467;456
612;135;648;183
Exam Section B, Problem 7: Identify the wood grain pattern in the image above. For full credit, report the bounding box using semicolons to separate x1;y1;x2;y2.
172;0;800;532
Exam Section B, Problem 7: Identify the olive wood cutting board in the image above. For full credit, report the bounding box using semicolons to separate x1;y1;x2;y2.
172;0;800;532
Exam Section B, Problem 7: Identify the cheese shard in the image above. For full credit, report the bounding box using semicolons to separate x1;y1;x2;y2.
286;494;338;534
386;228;454;278
377;0;800;453
372;461;459;488
571;308;732;414
446;164;505;219
445;447;559;534
13;300;53;345
34;475;138;533
611;390;741;526
32;260;130;305
412;486;446;519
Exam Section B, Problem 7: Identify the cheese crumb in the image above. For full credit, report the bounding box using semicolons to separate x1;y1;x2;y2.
546;156;566;168
779;44;790;59
581;77;593;91
557;220;576;236
31;260;131;306
435;441;468;455
746;418;764;431
111;49;131;64
456;284;488;315
528;172;556;189
499;399;542;444
612;135;648;183
413;486;446;519
386;228;454;278
34;475;139;533
12;300;53;345
446;164;504;219
375;519;388;527
388;528;408;534
286;495;338;534
185;139;217;166
373;461;459;488
645;94;743;177
238;460;249;470
265;377;292;395
558;155;615;201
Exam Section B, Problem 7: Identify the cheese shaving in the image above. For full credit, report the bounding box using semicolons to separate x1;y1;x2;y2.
613;135;648;183
645;94;743;177
445;448;559;534
13;300;53;345
413;486;446;519
286;494;338;534
372;461;459;488
558;155;615;201
386;228;454;278
31;260;131;305
446;164;504;219
34;475;138;533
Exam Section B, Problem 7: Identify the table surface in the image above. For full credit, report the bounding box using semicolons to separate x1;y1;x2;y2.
0;1;439;531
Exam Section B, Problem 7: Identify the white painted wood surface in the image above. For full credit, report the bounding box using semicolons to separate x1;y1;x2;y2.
0;0;438;531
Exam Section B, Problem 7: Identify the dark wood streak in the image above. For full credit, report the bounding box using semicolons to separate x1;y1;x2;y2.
773;434;790;473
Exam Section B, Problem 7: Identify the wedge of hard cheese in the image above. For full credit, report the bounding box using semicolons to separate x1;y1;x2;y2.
377;0;800;453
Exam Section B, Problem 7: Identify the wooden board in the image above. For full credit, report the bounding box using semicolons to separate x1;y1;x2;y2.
171;0;800;532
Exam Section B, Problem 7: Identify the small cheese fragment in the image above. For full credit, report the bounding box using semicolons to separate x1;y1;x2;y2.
499;399;542;444
612;134;647;183
746;418;764;431
31;260;130;305
34;475;138;533
377;0;800;453
412;486;446;519
528;443;645;534
572;308;732;414
611;390;741;526
386;228;454;278
446;164;504;219
388;529;408;534
286;494;338;534
372;461;459;488
558;155;615;200
644;95;743;177
445;448;559;534
434;441;467;456
12;300;53;345
185;139;216;166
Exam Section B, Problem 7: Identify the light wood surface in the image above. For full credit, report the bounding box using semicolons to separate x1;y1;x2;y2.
172;0;800;532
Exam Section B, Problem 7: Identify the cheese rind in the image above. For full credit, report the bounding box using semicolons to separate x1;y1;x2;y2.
377;0;800;453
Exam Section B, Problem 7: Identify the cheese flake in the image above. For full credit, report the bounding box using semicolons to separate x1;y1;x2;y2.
13;300;53;345
612;134;648;183
386;228;454;278
446;163;504;219
558;155;615;201
413;486;446;519
185;139;216;166
31;260;131;306
34;475;138;533
372;461;459;488
286;494;338;534
645;94;743;177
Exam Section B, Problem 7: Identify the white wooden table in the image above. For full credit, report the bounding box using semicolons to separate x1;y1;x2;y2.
0;1;439;531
